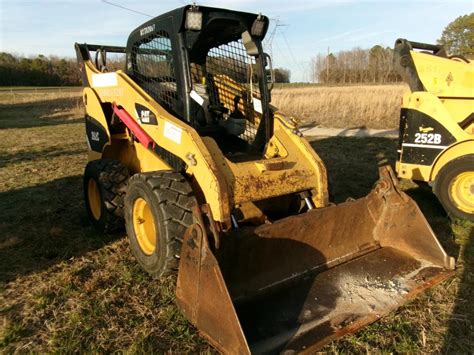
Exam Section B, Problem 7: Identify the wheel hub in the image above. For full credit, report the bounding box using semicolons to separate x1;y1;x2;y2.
133;197;157;255
449;171;474;214
88;179;102;220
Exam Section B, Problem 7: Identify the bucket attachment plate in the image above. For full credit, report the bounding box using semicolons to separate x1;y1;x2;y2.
176;166;455;354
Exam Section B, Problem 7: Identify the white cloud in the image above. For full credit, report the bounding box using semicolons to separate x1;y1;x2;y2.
318;28;367;42
349;30;395;42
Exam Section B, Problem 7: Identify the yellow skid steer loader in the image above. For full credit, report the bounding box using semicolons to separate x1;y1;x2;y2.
394;39;473;221
75;6;455;353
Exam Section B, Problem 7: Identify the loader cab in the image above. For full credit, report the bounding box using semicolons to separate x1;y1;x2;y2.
126;15;184;118
126;6;272;156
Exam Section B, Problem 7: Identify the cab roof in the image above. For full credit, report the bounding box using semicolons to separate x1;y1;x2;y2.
128;5;269;43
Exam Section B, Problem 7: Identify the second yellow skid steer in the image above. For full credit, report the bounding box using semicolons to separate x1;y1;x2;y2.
394;39;474;221
75;5;455;353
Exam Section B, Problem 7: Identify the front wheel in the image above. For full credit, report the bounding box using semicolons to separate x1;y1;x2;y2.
433;154;474;221
124;172;197;278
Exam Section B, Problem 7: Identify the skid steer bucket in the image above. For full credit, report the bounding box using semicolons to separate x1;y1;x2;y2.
176;166;455;354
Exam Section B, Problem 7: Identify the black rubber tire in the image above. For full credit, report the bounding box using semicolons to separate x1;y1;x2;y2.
433;154;474;221
124;172;197;278
84;159;129;233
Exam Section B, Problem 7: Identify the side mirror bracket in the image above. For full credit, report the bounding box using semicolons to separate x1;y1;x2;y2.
264;53;274;91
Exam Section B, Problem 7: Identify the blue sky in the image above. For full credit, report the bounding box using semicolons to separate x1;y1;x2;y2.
1;0;472;81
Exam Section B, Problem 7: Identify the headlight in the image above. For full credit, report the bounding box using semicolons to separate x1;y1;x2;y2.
185;6;202;31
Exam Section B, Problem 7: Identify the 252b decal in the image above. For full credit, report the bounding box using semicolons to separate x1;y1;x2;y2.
414;133;442;144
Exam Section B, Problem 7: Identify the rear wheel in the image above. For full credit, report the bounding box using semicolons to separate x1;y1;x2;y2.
84;159;129;233
434;154;474;221
124;172;197;278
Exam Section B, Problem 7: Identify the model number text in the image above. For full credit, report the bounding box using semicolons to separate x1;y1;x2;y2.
414;133;441;144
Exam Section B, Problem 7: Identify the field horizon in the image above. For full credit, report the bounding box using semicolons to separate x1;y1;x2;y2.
0;83;407;130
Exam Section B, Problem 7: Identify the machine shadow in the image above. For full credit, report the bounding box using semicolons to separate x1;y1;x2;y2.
0;146;86;169
0;97;83;129
0;175;123;284
310;136;398;202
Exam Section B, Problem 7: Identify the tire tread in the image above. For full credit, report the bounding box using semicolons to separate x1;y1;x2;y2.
127;171;196;277
84;159;129;233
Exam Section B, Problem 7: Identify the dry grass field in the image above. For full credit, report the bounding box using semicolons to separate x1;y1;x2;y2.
271;84;408;129
0;90;472;353
0;89;81;106
0;84;408;129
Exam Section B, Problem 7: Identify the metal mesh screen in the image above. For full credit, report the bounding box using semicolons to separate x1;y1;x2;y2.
131;31;178;112
193;39;262;143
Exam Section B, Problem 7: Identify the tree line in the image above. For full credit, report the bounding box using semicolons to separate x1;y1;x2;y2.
0;53;81;86
0;52;291;86
310;45;402;84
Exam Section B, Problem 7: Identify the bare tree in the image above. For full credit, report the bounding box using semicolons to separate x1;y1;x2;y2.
311;46;402;84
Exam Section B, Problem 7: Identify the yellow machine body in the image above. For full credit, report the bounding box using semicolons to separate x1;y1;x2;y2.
394;39;474;220
81;65;328;229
